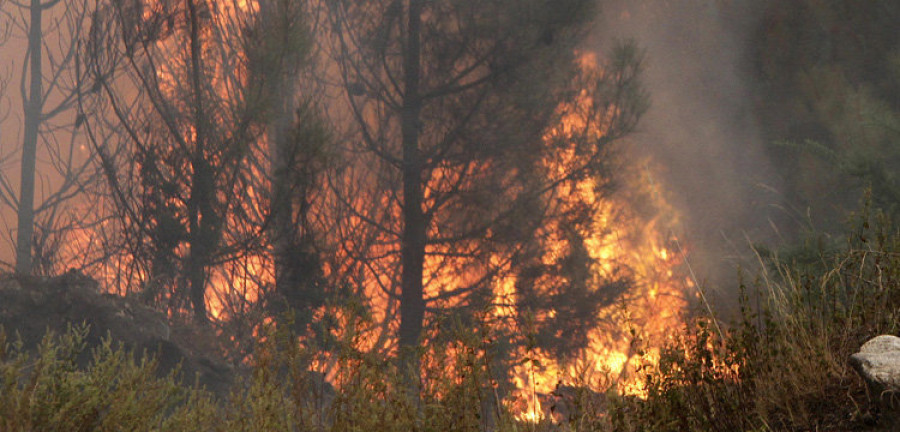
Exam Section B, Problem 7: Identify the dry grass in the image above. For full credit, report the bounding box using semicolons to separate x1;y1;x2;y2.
606;210;900;431
2;212;899;431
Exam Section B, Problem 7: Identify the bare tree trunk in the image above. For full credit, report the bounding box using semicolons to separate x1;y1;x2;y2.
398;0;425;352
187;0;210;324
266;1;298;315
187;163;213;324
255;0;317;327
15;0;44;275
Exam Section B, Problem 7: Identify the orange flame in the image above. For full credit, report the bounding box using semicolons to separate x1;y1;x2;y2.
58;12;689;423
506;53;690;422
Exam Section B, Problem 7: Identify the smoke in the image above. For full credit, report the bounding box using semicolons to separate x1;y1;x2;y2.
594;0;781;298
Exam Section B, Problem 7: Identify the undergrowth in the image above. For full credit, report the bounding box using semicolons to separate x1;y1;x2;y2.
0;313;544;431
610;208;900;431
2;211;899;431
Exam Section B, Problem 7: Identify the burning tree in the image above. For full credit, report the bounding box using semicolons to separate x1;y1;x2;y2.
324;0;647;381
70;0;659;400
254;0;331;332
79;0;323;326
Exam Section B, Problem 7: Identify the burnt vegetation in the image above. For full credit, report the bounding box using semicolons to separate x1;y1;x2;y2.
0;0;898;430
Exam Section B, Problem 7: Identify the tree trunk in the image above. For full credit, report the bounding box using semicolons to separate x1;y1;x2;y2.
270;107;296;313
15;0;43;275
188;246;209;324
398;0;425;352
187;0;210;324
264;0;299;317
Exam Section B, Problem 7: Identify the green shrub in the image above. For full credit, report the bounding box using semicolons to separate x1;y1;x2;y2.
0;314;560;431
608;210;900;431
0;323;209;431
8;213;899;431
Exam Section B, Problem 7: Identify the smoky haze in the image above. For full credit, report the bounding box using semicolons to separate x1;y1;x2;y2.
0;0;785;302
595;0;782;298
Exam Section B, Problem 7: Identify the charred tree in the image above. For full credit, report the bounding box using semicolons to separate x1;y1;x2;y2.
397;0;425;353
8;0;95;275
81;0;318;324
14;0;43;275
326;0;645;374
254;0;329;330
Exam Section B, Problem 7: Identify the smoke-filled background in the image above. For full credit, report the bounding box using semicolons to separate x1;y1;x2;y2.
1;0;892;307
0;0;899;429
591;0;782;299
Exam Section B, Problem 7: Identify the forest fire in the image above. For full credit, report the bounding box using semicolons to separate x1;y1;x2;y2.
505;161;690;422
58;20;688;420
3;0;896;429
496;53;690;421
6;0;689;424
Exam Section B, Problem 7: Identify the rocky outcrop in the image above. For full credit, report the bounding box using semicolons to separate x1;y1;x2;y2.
850;335;900;414
0;272;234;396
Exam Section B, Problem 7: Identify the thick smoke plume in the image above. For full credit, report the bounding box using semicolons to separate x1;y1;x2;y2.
595;0;781;297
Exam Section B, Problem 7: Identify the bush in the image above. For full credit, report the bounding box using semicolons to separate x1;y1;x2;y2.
7;213;900;431
0;323;211;431
0;316;560;431
608;209;900;431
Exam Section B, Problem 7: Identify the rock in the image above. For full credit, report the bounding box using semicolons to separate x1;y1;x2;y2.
850;335;900;413
0;273;235;397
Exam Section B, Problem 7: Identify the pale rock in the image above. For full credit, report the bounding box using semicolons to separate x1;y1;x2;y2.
850;335;900;411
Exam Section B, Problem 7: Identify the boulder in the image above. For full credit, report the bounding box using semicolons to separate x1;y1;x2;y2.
850;335;900;412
